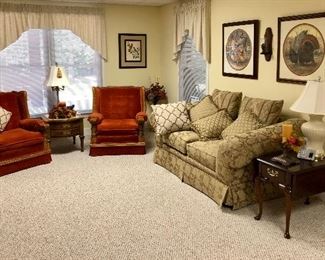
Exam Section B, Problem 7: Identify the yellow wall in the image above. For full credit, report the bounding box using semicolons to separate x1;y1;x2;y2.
160;4;179;103
103;5;161;88
160;0;325;117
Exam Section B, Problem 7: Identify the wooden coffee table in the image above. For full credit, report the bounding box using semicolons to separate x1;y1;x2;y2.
254;153;325;239
43;116;85;152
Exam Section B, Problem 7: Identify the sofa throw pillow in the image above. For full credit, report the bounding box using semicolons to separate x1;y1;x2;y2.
239;96;284;125
189;95;219;122
211;89;242;120
185;100;199;111
0;106;12;131
151;101;191;135
191;109;233;140
221;111;265;139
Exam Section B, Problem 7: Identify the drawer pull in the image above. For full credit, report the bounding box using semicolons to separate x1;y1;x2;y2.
267;168;279;177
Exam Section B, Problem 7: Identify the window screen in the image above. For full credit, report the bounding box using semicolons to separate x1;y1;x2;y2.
179;36;207;102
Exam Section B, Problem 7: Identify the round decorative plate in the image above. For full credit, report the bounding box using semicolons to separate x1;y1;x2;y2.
226;29;252;71
283;23;325;76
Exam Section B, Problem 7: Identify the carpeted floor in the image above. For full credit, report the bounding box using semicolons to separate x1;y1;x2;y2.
0;128;324;259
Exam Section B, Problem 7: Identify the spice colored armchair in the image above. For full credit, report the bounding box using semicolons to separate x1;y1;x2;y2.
88;86;147;156
0;91;52;176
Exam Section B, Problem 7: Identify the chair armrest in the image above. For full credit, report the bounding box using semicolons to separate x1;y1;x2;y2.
217;118;305;170
88;112;104;125
19;118;47;132
136;112;148;123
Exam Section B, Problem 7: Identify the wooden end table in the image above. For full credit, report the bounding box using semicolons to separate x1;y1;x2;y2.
44;116;85;152
254;153;325;239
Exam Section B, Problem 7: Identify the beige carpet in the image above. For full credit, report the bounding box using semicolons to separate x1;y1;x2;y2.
0;129;325;259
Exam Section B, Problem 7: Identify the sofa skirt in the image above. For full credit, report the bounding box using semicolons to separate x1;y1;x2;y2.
154;147;228;207
154;146;280;210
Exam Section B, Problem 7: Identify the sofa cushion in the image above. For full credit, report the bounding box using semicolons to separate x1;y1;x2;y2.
239;96;284;125
191;110;233;140
187;140;223;171
211;89;242;120
164;130;200;154
0;128;44;152
185;100;199;111
221;111;265;139
188;95;218;122
151;101;191;135
0;106;12;131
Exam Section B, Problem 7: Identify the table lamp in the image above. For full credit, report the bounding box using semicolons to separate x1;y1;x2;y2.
46;64;70;103
290;80;325;157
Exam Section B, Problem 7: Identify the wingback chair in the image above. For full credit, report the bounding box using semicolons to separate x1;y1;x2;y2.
0;91;52;176
88;86;147;156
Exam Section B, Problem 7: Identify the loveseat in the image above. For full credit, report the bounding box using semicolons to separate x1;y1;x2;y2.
151;89;304;209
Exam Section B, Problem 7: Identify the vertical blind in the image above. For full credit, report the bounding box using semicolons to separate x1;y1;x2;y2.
179;36;207;101
0;29;102;115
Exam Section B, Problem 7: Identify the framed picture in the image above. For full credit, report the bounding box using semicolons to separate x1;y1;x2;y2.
277;12;325;84
118;33;147;69
222;20;259;79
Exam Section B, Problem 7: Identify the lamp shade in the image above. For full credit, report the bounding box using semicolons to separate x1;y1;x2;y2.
46;66;70;87
290;80;325;115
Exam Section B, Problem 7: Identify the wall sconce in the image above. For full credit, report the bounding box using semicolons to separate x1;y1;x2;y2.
261;27;273;61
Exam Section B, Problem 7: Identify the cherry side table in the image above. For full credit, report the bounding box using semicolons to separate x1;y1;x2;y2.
254;153;325;239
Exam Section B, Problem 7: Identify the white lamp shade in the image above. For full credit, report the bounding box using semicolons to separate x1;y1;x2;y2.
46;66;70;87
290;80;325;115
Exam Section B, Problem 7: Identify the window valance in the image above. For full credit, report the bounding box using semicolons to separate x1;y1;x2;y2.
174;0;211;63
0;2;107;60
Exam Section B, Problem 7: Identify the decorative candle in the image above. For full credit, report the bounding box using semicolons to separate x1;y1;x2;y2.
282;123;293;142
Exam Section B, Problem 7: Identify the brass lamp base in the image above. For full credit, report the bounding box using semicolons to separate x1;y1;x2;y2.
51;86;65;102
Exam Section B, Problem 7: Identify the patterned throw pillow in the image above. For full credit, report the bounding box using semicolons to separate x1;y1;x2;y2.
221;111;265;139
151;101;191;135
191;110;233;140
211;89;242;120
189;95;218;122
0;106;12;131
239;96;284;125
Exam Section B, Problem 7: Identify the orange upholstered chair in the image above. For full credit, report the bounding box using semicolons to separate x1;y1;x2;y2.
0;91;52;176
88;86;147;156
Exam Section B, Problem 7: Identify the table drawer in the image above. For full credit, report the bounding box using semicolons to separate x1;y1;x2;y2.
260;164;286;184
50;127;80;137
50;122;80;130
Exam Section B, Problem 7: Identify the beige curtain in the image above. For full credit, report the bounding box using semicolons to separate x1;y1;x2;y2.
174;0;211;63
0;2;107;61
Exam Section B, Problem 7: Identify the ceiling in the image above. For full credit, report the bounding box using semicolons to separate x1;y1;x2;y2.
5;0;178;6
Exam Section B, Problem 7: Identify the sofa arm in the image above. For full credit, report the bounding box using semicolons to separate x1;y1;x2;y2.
217;118;305;169
88;112;104;125
19;118;47;132
136;111;148;123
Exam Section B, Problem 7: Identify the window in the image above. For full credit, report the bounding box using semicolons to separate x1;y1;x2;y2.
0;29;102;115
179;36;207;102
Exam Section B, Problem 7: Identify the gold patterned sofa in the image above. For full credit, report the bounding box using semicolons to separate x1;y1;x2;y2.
151;89;304;209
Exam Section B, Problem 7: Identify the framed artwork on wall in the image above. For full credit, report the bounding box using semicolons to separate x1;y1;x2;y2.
277;12;325;84
118;33;147;69
222;20;259;79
